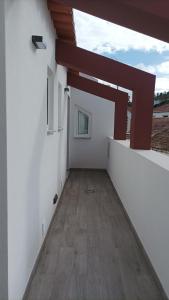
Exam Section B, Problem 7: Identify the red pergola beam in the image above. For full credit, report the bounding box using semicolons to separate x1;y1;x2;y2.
67;72;127;102
68;72;128;140
56;40;155;149
116;0;169;21
57;40;153;91
114;98;128;140
51;0;169;44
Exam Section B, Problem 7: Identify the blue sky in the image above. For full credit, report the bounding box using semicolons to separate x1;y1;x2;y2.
74;10;169;94
103;50;169;66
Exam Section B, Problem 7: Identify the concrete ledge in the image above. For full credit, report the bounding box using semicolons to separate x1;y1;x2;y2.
108;137;169;171
107;138;169;298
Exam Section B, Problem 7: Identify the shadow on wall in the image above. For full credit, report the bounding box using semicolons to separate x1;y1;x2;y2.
57;92;68;194
25;90;46;281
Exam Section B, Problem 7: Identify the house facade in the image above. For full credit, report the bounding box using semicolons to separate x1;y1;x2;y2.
0;1;115;298
1;0;169;299
1;1;69;299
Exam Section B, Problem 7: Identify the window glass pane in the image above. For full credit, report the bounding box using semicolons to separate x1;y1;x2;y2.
78;111;89;135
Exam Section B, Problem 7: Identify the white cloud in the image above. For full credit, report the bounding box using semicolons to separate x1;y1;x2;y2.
74;10;169;54
155;77;169;93
135;63;156;74
134;62;169;92
135;61;169;76
157;61;169;74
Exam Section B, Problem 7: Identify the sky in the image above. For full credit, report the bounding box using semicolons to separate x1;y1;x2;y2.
73;10;169;94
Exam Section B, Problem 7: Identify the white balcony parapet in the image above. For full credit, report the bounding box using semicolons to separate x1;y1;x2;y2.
107;137;169;298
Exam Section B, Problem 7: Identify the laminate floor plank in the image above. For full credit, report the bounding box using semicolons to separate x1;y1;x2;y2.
26;170;167;300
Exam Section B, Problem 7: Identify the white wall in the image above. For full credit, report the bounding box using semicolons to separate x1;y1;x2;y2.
107;138;169;298
69;88;115;169
5;0;68;299
0;1;8;299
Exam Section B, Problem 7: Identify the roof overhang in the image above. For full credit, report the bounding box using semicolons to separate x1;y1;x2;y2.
48;1;76;44
50;0;169;44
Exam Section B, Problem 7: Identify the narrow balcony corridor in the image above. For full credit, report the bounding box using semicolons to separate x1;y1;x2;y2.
26;170;166;300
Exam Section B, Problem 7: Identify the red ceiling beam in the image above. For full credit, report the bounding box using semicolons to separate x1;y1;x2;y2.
114;97;128;140
52;0;169;43
130;87;154;149
67;72;127;103
68;72;128;140
56;40;155;149
56;40;153;90
48;1;72;14
117;0;169;20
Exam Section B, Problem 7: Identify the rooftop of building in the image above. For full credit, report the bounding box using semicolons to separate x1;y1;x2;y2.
153;103;169;113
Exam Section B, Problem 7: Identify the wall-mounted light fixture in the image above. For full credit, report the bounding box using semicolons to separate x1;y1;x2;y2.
32;36;47;49
64;87;70;93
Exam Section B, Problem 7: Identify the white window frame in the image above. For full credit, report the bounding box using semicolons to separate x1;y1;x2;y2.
74;105;92;139
58;82;63;132
47;67;55;135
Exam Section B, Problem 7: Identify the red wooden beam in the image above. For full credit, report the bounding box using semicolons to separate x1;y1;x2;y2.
130;86;154;149
57;40;154;91
56;40;155;149
117;0;169;20
68;72;128;140
51;0;169;43
67;72;127;102
114;96;128;140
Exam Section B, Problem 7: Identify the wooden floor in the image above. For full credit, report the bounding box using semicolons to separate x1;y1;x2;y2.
26;170;166;300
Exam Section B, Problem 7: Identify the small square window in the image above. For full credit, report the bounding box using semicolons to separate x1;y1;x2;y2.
74;105;92;138
78;111;89;135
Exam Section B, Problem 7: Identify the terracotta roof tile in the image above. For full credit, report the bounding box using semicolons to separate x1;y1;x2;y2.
48;1;76;45
152;118;169;152
48;1;77;74
153;103;169;112
127;118;169;153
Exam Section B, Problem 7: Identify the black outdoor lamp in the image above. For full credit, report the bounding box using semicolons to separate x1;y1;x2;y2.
32;36;47;49
64;87;70;93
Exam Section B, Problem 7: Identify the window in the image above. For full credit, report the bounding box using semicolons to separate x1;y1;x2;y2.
78;111;89;135
58;82;62;131
74;105;92;138
47;67;54;133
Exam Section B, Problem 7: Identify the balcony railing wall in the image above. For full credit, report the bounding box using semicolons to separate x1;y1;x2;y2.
107;138;169;298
